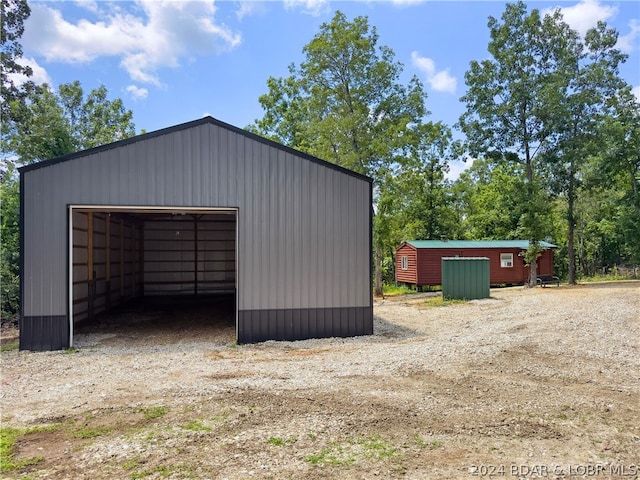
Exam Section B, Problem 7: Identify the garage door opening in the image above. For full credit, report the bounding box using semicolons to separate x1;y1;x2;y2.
69;206;237;347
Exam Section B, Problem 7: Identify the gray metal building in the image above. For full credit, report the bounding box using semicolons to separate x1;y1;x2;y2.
19;116;373;350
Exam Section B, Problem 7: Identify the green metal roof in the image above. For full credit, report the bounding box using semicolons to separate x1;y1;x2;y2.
406;240;557;249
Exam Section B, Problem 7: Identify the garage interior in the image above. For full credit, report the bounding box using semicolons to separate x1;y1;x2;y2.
70;207;237;344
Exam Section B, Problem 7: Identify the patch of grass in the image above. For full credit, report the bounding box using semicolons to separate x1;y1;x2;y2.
63;347;80;354
267;436;297;446
424;296;467;307
0;425;58;473
305;435;400;466
130;469;151;480
122;457;145;471
305;444;354;466
382;284;417;296
72;424;112;439
139;406;169;420
580;271;635;283
182;420;211;432
413;435;444;449
0;341;18;352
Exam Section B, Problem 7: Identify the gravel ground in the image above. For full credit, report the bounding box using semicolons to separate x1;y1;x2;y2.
1;281;639;479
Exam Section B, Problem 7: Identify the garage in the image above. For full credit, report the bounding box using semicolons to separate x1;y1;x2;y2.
69;207;237;343
20;116;373;350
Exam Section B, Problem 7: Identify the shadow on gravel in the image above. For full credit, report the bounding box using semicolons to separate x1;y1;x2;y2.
373;315;422;340
75;294;236;347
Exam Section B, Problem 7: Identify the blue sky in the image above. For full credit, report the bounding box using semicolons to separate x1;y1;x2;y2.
16;0;640;176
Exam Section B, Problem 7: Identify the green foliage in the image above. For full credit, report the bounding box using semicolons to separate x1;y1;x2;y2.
1;165;20;322
382;284;416;296
458;1;573;284
6;81;136;165
413;435;444;449
458;1;635;285
304;435;400;466
0;0;34;124
181;420;211;432
0;341;18;352
251;11;426;179
0;425;58;473
267;436;297;446
72;424;112;439
250;11;460;294
1;80;136;322
140;406;170;420
424;296;466;307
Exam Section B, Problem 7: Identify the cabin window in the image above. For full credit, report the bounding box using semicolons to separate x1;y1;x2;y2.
500;253;513;268
401;256;408;270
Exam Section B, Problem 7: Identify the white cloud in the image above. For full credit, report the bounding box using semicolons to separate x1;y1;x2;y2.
126;84;149;100
73;0;101;15
545;0;618;37
545;1;639;53
410;51;457;94
6;57;52;87
22;1;242;86
235;1;266;20
445;161;466;182
632;85;640;101
283;0;329;17
617;18;640;53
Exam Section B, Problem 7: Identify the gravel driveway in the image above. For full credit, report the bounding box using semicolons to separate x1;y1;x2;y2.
1;282;639;479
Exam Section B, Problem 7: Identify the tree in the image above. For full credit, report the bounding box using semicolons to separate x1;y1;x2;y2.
1;0;33;124
459;2;587;286
0;162;20;321
387;122;459;241
1;81;136;321
453;158;528;240
250;11;430;295
7;81;136;164
578;85;640;270
542;21;628;284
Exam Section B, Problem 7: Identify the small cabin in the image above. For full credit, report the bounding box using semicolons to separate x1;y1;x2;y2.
395;240;557;289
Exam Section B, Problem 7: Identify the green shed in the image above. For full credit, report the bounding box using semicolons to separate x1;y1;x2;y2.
441;257;490;300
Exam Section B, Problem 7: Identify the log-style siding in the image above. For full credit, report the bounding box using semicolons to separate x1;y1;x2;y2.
395;241;556;288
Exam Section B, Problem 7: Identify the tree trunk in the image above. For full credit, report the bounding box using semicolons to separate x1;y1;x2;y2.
374;245;383;297
528;239;539;288
567;158;577;284
523;150;538;288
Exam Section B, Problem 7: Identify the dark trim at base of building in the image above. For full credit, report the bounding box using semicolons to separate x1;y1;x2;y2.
238;306;373;344
20;316;69;351
19;307;374;351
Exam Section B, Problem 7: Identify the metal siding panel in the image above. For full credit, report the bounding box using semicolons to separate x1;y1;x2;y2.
20;316;69;351
300;308;309;339
311;164;322;308
299;159;310;310
357;179;369;304
334;171;343;306
22;120;372;345
276;152;286;310
236;307;372;343
23;167;67;316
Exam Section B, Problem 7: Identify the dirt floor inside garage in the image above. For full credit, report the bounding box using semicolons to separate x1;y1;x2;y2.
1;282;639;479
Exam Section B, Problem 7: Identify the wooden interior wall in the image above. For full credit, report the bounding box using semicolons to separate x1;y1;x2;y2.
143;215;235;296
72;211;142;323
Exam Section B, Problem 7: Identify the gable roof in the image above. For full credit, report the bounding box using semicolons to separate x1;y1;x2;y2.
18;116;372;184
404;240;557;249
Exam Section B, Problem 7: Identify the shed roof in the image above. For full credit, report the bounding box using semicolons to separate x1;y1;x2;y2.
18;115;373;184
405;240;557;249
